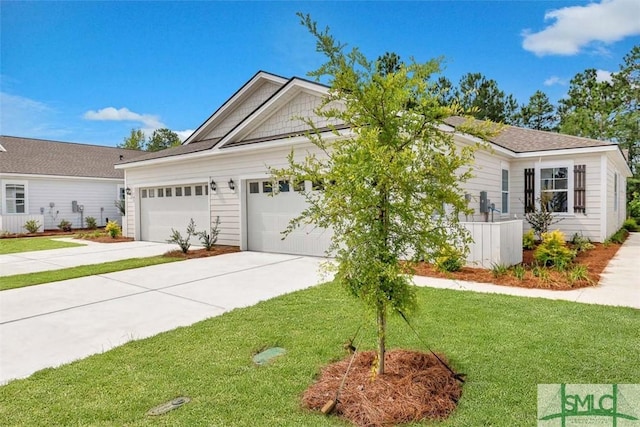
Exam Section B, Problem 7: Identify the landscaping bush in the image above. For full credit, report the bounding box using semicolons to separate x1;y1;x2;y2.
522;230;536;250
490;263;508;278
606;228;629;245
512;264;526;280
85;216;98;230
570;232;594;252
628;191;640;220
23;219;41;234
198;216;220;251
534;230;576;270
524;195;562;240
105;220;121;238
167;218;197;253
622;218;638;232
434;247;464;272
58;219;72;232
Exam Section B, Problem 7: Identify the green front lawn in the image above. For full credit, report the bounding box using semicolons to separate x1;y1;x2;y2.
1;283;637;426
0;256;181;291
0;236;84;254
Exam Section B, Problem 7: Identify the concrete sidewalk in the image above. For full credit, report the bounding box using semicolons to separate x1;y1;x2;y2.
0;252;330;384
0;239;177;277
413;232;640;309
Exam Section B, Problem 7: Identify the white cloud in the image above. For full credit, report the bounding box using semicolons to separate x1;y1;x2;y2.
83;107;164;129
595;69;614;83
175;129;195;141
522;0;640;56
0;92;71;138
543;76;567;86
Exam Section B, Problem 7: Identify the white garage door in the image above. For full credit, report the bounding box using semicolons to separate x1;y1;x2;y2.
140;184;210;243
247;180;332;257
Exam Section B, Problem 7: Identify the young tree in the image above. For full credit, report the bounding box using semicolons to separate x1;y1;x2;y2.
274;14;482;375
146;128;182;152
518;90;557;131
118;128;145;150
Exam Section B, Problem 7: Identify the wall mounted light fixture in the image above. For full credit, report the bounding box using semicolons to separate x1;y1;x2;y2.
210;180;217;192
126;187;132;196
228;179;235;191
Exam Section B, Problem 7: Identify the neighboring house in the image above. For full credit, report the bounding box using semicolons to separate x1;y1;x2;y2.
116;71;631;261
0;136;142;233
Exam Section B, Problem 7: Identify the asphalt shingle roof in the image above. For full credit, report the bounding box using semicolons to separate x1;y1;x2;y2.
116;138;221;164
0;136;144;179
443;116;616;153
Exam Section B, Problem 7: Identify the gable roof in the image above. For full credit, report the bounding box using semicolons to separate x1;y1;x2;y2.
443;116;617;153
0;136;143;179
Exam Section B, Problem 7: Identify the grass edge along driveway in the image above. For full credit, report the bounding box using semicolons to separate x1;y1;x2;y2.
0;256;181;291
0;236;85;255
0;282;637;426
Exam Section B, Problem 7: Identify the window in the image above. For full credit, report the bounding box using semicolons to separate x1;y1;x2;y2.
614;173;619;212
119;186;126;200
175;187;182;197
294;180;305;192
184;186;192;196
141;189;148;198
501;169;509;214
195;185;203;196
205;185;208;196
5;183;26;213
312;180;324;191
249;182;260;194
158;188;164;197
279;180;290;192
148;189;155;198
262;181;273;193
165;187;172;197
540;167;568;213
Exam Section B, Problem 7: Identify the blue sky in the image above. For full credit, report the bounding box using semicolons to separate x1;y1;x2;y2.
1;0;639;147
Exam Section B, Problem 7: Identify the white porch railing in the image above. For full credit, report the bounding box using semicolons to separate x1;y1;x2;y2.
0;214;46;234
462;220;523;268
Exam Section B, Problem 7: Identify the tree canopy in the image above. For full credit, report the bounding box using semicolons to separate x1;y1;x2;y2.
118;128;182;152
273;14;482;375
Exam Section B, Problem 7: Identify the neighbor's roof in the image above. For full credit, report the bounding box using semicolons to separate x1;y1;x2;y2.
443;116;617;153
115;138;221;164
0;136;144;179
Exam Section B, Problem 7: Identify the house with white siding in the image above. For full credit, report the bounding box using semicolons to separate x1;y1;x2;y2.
0;136;142;233
116;71;631;264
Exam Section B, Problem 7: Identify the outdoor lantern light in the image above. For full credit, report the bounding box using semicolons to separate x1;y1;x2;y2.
210;180;217;192
126;187;132;196
228;179;235;191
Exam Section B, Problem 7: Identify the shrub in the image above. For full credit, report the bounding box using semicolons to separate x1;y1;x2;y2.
23;219;41;234
105;220;121;238
512;264;526;280
622;218;638;232
532;265;550;283
114;199;125;216
522;230;536;250
524;195;562;240
628;191;640;219
198;216;220;251
85;216;98;230
606;228;629;245
570;232;594;253
534;230;576;269
491;263;509;278
167;218;197;253
58;219;72;232
566;265;592;286
434;247;464;273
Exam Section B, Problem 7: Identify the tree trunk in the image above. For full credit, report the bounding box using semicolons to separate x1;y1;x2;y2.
376;302;386;375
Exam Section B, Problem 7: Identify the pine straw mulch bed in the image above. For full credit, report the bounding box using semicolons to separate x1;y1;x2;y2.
412;240;624;290
163;245;241;259
303;349;462;427
76;235;134;243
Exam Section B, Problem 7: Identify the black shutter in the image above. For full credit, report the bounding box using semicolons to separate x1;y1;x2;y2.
524;168;535;213
574;165;586;214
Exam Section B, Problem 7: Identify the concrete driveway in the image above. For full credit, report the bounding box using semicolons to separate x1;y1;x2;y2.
0;252;330;384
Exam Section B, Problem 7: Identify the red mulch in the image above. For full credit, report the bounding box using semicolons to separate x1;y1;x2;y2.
302;350;462;426
78;235;134;243
413;241;624;290
163;245;240;259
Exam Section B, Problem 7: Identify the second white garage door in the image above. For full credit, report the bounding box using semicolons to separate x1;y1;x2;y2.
246;180;332;257
140;183;210;243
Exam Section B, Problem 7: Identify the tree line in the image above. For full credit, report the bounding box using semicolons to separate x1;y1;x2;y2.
118;128;182;152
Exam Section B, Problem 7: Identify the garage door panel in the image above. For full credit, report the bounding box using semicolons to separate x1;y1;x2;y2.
140;184;209;243
247;180;332;257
